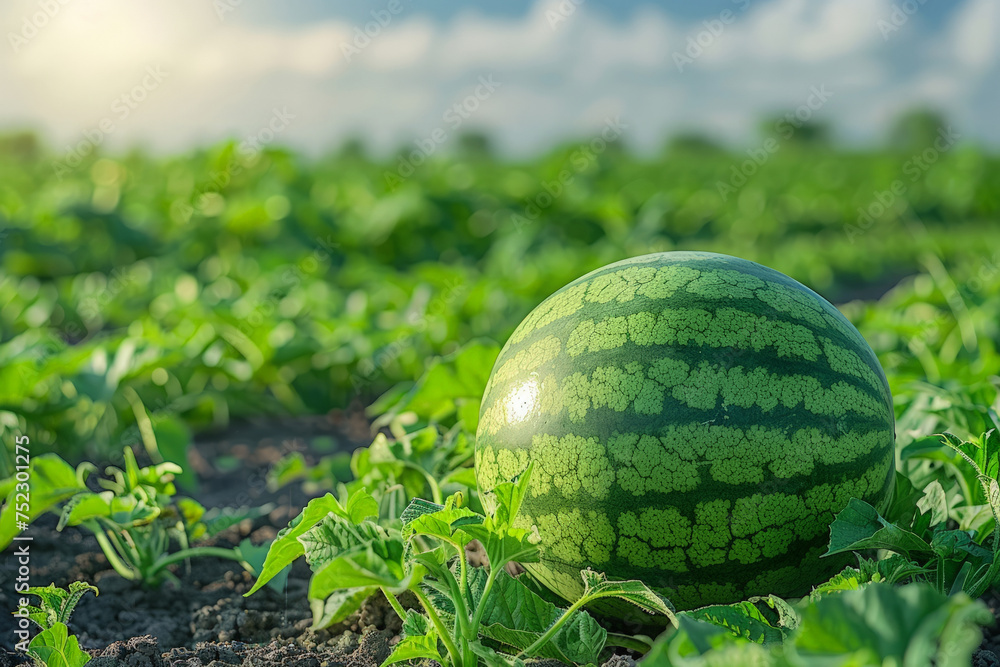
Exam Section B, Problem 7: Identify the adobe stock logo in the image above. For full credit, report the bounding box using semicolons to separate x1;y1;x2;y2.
8;0;73;53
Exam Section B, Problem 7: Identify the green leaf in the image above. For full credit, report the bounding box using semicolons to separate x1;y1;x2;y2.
267;452;307;492
401;608;431;637
27;622;91;667
578;569;675;619
457;524;540;572
309;587;375;630
237;538;289;594
308;544;414;600
381;632;446;667
441;466;478;489
809;567;868;600
488;462;533;530
790;583;993;667
470;640;523;667
681;600;789;645
244;494;345;596
477;571;607;665
917;480;949;527
883;471;926;529
202;503;275;537
344;488;379;524
299;515;390;572
401;502;479;547
400;498;445;525
644;615;775;665
825;498;933;559
0;454;86;548
57;492;151;530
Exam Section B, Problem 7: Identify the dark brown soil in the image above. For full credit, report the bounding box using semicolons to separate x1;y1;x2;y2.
0;411;411;667
0;409;997;666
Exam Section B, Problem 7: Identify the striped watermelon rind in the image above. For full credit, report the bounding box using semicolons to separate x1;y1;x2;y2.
474;251;895;612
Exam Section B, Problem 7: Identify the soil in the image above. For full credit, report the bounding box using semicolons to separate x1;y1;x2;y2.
0;408;997;666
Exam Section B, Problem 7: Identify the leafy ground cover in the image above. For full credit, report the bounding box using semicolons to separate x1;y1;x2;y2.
1;132;1000;665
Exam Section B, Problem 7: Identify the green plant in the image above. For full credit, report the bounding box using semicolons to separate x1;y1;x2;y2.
18;581;98;667
824;430;1000;599
645;582;992;666
246;464;673;666
0;448;255;587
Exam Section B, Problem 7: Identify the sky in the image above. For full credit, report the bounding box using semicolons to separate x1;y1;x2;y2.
0;0;997;157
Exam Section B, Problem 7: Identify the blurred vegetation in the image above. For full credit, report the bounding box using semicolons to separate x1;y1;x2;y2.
0;118;998;467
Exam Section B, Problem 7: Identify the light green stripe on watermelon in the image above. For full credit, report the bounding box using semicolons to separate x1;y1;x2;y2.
475;251;896;613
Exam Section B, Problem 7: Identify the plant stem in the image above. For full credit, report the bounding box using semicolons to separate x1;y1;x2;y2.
414;588;463;667
517;595;589;660
458;545;469;618
85;522;138;581
149;547;248;579
468;564;501;638
439;557;471;644
968;522;1000;598
382;588;407;622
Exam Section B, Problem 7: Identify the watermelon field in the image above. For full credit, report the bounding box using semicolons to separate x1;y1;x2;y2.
1;126;1000;667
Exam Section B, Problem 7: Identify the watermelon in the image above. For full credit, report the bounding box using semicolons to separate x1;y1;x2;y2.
474;251;895;611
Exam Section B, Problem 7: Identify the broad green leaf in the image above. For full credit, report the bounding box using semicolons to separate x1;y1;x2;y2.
380;632;445;667
470;640;524;667
237;538;288;593
0;454;86;548
28;623;91;667
477;570;606;665
578;569;675;619
681;600;787;645
400;498;445;526
488;462;533;529
883;471;926;529
930;530;993;564
917;480;949;527
308;544;415;600
644;616;776;665
442;466;478;489
299;515;390;572
245;494;345;596
401;608;431;637
309;586;375;630
344;488;379;524
456;524;540;571
402;503;479;547
790;583;992;667
825;498;933;559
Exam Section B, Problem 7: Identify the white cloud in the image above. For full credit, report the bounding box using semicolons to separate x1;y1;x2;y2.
0;0;997;156
947;0;1000;69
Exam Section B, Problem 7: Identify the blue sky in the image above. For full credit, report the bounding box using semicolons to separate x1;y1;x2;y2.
1;0;997;156
240;1;962;29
